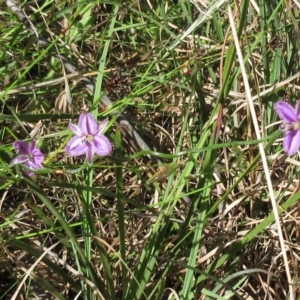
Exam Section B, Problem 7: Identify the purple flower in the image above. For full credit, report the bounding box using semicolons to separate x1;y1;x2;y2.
65;113;112;164
275;100;300;155
10;140;44;176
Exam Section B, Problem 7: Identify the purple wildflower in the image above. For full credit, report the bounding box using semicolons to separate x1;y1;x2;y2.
65;113;112;164
10;140;44;176
275;100;300;155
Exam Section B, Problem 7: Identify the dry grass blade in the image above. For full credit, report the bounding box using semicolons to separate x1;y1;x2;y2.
227;3;294;300
11;242;60;300
190;0;209;14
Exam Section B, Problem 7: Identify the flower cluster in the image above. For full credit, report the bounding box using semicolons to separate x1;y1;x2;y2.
10;113;112;177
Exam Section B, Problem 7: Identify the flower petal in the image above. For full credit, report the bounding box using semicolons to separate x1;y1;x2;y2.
96;119;109;135
69;123;82;136
24;159;43;170
93;135;112;156
283;130;300;155
24;170;35;177
32;155;45;168
86;146;95;164
78;113;98;135
13;141;31;154
66;136;88;156
275;101;298;122
29;141;38;152
31;147;44;156
10;154;29;166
